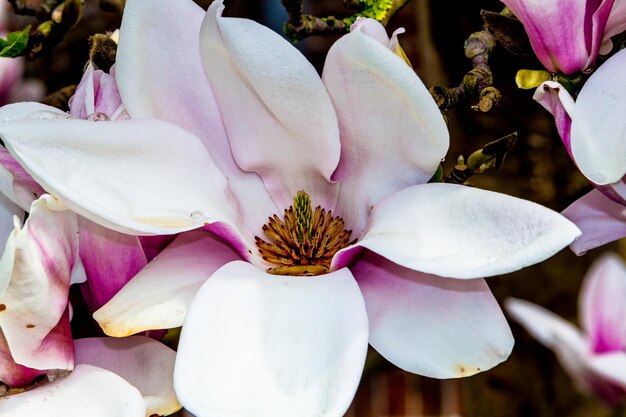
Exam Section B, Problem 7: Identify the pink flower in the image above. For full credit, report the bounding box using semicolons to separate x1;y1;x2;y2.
0;0;580;415
501;0;626;74
506;253;626;406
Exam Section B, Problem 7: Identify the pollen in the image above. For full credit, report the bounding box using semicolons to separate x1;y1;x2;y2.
255;190;356;276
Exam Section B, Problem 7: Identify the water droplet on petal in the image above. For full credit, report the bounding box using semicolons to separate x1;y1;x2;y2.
27;110;71;120
190;211;204;220
87;112;111;122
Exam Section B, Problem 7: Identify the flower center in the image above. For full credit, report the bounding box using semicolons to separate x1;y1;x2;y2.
255;190;356;276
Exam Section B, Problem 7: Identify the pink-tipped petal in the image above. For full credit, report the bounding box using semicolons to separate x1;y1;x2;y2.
323;20;448;235
0;117;243;236
78;217;147;311
175;261;369;417
580;253;626;353
69;63;124;120
346;183;580;278
0;147;45;210
117;0;279;240
532;81;575;154
571;47;626;185
562;189;626;255
0;364;146;417
0;329;45;387
0;195;77;370
352;251;513;378
93;230;240;337
75;336;181;416
200;0;341;210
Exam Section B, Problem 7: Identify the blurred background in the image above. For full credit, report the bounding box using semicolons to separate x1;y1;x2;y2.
3;0;623;416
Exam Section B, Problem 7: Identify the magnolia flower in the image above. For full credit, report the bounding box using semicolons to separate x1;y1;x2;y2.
533;47;626;254
0;194;180;416
0;0;580;415
501;0;626;74
506;253;626;406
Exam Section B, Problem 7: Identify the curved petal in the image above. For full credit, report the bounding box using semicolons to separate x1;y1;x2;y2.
200;0;340;210
0;192;22;255
571;47;626;185
174;261;369;417
78;217;147;311
0;364;146;417
116;0;278;237
580;253;626;353
74;336;181;416
322;20;448;235
94;230;241;336
0;117;243;236
0;195;77;370
562;189;626;255
587;353;626;404
0;101;66;123
501;0;613;74
0;329;45;388
343;183;580;278
532;81;575;154
504;297;616;397
604;0;626;44
352;251;513;378
0;147;45;210
69;63;124;120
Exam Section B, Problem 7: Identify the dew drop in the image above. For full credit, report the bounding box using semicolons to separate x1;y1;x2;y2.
190;210;204;220
87;112;111;122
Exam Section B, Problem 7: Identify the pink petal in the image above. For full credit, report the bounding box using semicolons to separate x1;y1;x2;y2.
562;189;626;255
342;183;580;278
69;63;124;120
352;251;513;378
200;0;341;210
532;81;575;155
78;217;147;311
116;0;279;236
501;0;614;74
175;261;368;417
322;19;448;235
580;253;626;353
0;329;45;387
0;364;146;417
75;336;181;416
0;146;45;211
0;195;77;370
93;230;240;336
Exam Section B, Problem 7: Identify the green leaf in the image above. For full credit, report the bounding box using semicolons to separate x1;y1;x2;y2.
0;25;31;57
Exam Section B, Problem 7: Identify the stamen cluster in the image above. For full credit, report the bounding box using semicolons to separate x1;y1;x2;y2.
255;191;356;276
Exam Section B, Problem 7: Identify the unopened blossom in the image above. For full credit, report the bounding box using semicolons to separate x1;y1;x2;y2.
533;47;626;254
506;253;626;406
0;0;580;415
501;0;626;74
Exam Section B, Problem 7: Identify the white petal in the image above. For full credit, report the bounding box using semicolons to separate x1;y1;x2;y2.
345;183;580;278
74;336;181;416
571;47;626;184
93;230;240;336
200;0;340;209
174;261;369;417
0;193;22;256
323;22;448;235
0;364;146;417
0;118;239;236
0;101;66;122
352;251;512;378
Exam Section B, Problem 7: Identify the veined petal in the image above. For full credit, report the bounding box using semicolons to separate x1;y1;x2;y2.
0;117;241;236
352;251;513;378
117;0;279;240
174;261;369;417
200;0;341;210
323;19;448;236
74;336;181;416
562;189;626;255
571;47;626;184
94;230;240;337
501;0;612;74
0;364;146;417
346;183;580;278
580;253;626;353
0;195;77;370
78;217;147;311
